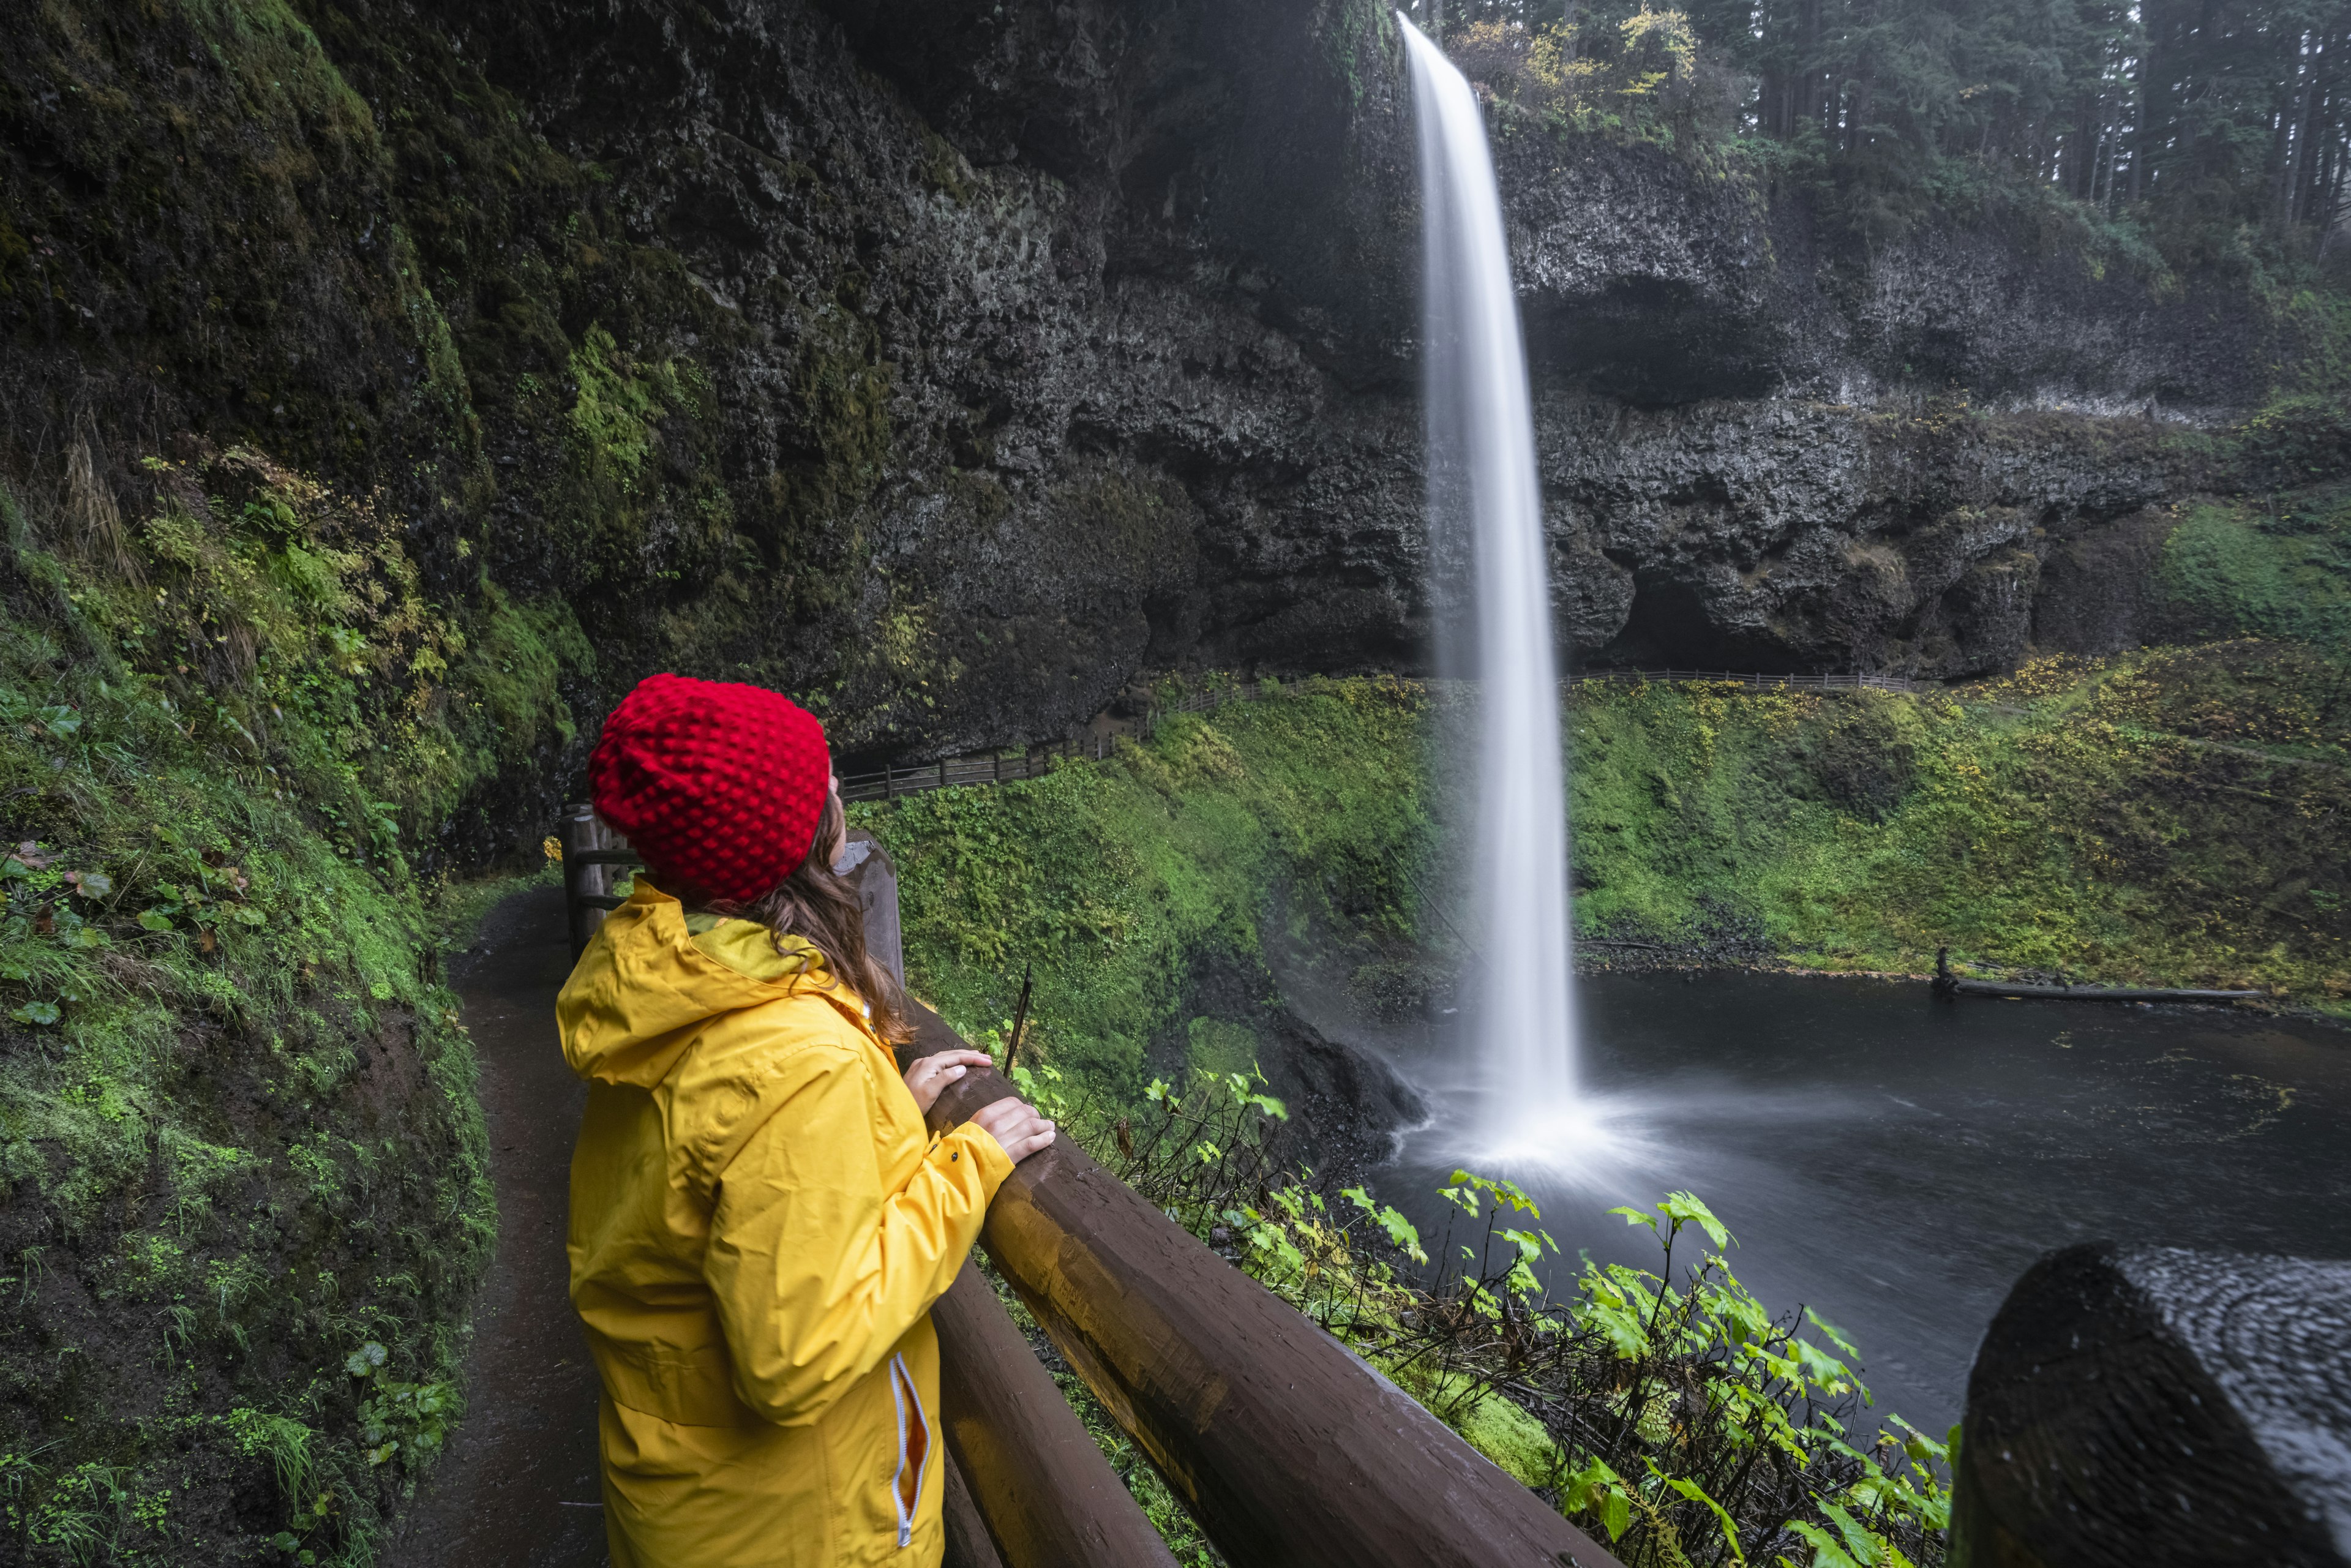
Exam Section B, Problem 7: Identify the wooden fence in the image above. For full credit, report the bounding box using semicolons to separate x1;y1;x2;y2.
837;669;1926;805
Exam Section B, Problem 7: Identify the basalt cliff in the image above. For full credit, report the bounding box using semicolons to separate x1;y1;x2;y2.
4;0;2337;860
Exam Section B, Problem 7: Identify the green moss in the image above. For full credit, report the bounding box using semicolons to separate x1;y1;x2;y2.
552;323;735;590
1185;1018;1263;1080
1384;1363;1563;1489
864;655;2348;1105
917;125;976;204
2161;492;2351;651
774;298;893;527
0;437;586;1562
446;585;594;770
1570;647;2348;1006
180;0;382;165
852;677;1434;1099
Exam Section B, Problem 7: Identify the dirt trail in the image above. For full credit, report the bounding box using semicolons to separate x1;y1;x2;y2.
387;883;606;1567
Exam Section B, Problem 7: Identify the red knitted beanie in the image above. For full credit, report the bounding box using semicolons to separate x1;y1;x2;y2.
588;673;831;903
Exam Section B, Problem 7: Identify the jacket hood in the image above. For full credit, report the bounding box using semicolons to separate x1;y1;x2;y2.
558;882;828;1088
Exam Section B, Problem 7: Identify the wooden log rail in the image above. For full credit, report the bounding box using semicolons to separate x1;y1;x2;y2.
1951;1242;2351;1567
555;815;1624;1567
915;1007;1624;1568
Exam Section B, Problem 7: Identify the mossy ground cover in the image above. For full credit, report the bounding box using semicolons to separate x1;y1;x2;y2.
861;649;2349;1114
851;677;1437;1101
1570;644;2348;1003
2160;485;2351;652
0;448;578;1566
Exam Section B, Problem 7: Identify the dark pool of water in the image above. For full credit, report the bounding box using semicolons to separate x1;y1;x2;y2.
1373;972;2351;1436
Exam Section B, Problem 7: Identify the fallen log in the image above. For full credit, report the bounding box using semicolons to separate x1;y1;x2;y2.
1932;947;2260;1004
1950;1243;2351;1568
914;1005;1623;1568
1948;978;2263;1003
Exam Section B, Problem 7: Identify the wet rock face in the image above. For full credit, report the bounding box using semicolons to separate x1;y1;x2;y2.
1;0;2312;790
455;0;2276;713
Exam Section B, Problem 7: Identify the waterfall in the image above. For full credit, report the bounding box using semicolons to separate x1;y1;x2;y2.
1400;15;1580;1157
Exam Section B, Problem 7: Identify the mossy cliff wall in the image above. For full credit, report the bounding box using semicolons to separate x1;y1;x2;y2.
8;0;2349;790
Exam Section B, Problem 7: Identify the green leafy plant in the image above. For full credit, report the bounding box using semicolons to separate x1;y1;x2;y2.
1052;1071;1946;1566
345;1342;457;1473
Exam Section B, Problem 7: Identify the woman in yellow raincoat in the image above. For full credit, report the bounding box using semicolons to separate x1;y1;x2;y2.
558;673;1055;1566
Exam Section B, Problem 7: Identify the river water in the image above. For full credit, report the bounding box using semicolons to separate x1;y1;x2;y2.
1374;973;2351;1435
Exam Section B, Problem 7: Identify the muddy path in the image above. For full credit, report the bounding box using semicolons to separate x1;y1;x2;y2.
387;883;606;1567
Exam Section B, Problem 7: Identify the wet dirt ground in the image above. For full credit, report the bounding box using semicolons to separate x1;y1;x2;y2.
386;883;607;1567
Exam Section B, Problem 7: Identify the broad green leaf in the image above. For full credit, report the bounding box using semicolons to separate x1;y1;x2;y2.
1647;1460;1747;1567
1660;1190;1733;1248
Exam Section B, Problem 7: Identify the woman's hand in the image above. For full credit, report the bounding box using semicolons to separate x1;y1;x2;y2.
902;1049;993;1115
969;1095;1056;1165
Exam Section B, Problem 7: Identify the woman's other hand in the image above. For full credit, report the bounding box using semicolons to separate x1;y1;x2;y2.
902;1049;993;1114
969;1095;1056;1165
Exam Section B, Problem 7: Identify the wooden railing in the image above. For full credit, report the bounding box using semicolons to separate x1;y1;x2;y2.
557;808;2339;1567
554;814;1624;1568
836;669;1926;807
839;748;1081;804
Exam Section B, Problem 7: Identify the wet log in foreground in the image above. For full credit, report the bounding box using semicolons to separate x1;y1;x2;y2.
912;1005;1624;1568
1952;1243;2351;1568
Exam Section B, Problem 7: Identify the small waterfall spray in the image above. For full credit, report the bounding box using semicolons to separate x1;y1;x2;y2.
1400;15;1580;1158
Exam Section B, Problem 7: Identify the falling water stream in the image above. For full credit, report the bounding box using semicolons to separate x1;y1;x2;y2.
1384;20;2351;1439
1400;17;1581;1161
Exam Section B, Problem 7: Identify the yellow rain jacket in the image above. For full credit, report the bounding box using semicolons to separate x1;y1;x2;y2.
558;882;1013;1567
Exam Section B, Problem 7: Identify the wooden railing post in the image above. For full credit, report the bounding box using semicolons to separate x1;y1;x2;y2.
1950;1242;2351;1568
558;803;604;958
917;1024;1623;1568
557;811;644;961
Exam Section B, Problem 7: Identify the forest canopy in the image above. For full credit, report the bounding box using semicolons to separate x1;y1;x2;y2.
1422;0;2351;260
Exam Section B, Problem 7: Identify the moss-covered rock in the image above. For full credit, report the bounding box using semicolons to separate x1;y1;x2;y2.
0;447;572;1563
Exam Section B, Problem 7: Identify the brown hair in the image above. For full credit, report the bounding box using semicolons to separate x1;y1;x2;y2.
687;794;911;1043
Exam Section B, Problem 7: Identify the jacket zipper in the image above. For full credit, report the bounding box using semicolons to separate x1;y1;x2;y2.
886;1352;929;1548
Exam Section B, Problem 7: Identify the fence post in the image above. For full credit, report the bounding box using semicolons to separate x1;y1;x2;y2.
558;803;598;958
940;759;949;791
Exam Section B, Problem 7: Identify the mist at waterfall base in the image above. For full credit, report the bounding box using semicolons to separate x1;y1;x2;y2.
1367;976;2351;1431
1403;17;1614;1171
